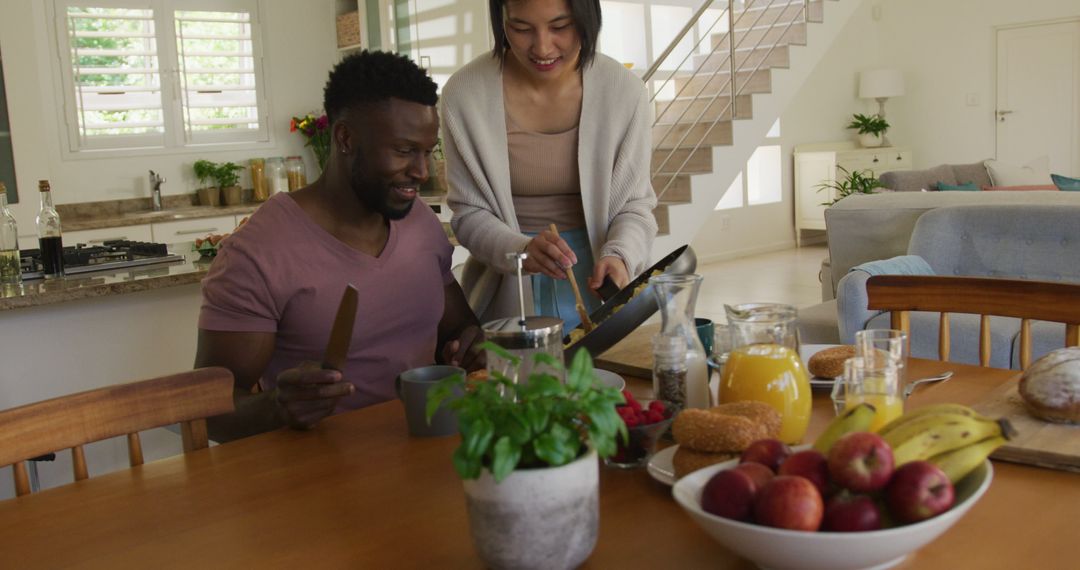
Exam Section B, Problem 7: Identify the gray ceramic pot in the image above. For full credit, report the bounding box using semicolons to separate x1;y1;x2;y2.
462;449;598;570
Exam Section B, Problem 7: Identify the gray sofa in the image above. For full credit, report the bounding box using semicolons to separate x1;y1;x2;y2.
833;205;1080;369
878;161;992;192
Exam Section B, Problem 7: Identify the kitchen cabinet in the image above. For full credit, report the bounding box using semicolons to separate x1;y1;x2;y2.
65;224;153;245
151;215;237;245
794;142;912;246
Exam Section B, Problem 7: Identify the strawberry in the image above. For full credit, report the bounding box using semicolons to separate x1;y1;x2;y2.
648;400;666;415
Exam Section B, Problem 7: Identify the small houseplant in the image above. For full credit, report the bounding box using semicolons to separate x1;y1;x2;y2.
816;165;885;206
847;113;889;147
213;162;244;206
427;344;625;569
290;113;330;171
193;159;220;206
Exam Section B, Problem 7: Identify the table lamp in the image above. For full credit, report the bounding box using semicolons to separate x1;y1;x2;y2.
858;69;905;119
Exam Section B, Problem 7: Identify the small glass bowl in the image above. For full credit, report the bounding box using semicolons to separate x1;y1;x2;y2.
605;416;674;469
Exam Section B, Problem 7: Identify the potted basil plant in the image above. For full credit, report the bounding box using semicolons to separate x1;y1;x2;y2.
213;162;245;206
426;344;626;570
847;113;890;148
193;159;220;206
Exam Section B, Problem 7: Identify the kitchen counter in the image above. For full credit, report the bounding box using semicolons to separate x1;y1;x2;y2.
0;245;210;311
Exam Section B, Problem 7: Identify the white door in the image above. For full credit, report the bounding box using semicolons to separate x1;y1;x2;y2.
996;21;1080;175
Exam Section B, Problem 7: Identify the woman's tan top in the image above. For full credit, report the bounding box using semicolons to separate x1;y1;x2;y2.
506;111;586;233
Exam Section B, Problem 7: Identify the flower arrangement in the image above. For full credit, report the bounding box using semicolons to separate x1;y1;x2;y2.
290;113;331;171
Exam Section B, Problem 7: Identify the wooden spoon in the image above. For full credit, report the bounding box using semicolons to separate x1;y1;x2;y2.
549;224;594;332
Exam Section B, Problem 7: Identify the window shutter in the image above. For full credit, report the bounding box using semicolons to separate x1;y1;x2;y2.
174;9;266;144
62;6;167;149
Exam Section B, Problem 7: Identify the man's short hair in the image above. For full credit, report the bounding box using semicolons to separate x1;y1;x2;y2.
489;0;602;70
323;50;438;125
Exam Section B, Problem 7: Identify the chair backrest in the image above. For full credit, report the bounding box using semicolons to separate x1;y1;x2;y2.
866;275;1080;369
0;367;234;497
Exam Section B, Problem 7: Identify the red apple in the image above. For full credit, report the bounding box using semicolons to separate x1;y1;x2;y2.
822;493;883;532
733;461;775;492
700;468;757;521
740;438;791;472
886;461;955;523
753;475;824;531
827;432;895;493
778;449;830;496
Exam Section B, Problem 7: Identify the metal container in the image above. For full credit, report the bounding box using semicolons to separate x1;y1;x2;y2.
563;245;697;363
483;316;564;385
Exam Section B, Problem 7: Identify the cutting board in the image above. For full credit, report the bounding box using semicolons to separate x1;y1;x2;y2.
595;323;659;378
972;381;1080;473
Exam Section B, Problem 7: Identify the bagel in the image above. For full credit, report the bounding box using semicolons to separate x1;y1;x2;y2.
671;401;781;453
807;345;855;379
673;446;739;479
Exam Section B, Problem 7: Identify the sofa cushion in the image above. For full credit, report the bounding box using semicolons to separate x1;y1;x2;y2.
1052;173;1080;191
984;156;1054;186
981;185;1058;191
881;164;955;192
950;161;993;188
937;182;979;191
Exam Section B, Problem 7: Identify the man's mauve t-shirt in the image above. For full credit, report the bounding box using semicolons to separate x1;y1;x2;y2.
199;192;454;412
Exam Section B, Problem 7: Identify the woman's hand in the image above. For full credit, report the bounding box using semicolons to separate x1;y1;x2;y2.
589;256;630;295
522;229;578;279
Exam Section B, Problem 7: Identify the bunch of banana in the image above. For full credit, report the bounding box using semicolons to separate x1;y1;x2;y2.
812;403;877;454
879;403;1016;478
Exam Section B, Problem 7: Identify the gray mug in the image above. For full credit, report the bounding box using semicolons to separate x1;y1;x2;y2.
395;365;464;437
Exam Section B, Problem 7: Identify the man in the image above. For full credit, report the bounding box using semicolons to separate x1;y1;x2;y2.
196;51;482;443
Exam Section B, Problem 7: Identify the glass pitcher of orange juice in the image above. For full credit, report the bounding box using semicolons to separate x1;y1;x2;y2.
719;303;811;444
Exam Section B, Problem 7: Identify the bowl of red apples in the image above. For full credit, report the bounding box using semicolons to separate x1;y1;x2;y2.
672;404;1002;570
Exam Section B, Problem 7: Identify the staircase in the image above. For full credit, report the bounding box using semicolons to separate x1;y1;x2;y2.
646;0;861;259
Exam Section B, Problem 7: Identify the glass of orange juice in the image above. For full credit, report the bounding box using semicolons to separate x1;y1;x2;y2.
832;356;903;432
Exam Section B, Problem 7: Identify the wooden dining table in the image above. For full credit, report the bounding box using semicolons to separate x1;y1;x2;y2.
0;358;1076;569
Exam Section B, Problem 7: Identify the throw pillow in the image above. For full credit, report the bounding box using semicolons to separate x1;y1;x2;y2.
981;185;1059;191
1051;173;1080;191
936;182;980;191
984;156;1054;186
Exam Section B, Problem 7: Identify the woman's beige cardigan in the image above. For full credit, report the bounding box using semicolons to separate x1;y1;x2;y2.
441;52;658;321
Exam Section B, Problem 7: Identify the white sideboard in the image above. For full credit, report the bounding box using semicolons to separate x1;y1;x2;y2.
794;142;912;245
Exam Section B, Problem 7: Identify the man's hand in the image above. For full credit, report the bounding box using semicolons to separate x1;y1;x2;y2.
523;229;577;279
274;362;355;430
441;324;485;371
588;255;630;296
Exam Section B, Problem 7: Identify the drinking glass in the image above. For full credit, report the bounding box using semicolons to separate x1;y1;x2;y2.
831;356;902;432
855;329;909;389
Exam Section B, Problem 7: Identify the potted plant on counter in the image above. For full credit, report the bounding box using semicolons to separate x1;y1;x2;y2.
816;165;885;206
213;162;244;206
427;346;626;570
193;160;220;206
847;113;890;148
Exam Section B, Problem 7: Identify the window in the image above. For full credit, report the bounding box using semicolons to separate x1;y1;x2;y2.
716;118;782;210
53;0;267;153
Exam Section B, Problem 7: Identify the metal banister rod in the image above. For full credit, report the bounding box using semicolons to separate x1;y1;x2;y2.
643;0;723;82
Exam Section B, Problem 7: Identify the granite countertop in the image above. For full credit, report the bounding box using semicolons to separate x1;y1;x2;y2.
0;245;211;311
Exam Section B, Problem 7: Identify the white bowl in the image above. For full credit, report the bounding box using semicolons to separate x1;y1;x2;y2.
672;455;993;570
593;368;626;392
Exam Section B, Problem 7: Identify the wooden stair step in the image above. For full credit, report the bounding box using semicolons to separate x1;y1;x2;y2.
691;44;789;73
674;68;772;96
731;1;823;28
652;146;712;175
651;173;692;203
653;120;733;150
654;93;753;125
654;204;670;236
711;21;806;50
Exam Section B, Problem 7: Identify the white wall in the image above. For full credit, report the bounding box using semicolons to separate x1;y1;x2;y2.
0;0;339;232
693;0;1080;261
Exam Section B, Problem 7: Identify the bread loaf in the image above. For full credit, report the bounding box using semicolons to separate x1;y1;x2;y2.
807;345;855;379
1019;347;1080;424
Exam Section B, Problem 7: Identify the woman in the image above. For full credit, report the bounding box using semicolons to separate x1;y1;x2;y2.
441;0;657;329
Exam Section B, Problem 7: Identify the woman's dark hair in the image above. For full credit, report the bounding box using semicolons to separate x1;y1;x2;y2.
489;0;602;70
323;50;438;125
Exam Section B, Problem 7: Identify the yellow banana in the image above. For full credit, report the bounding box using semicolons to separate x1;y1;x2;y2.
877;403;991;437
813;403;877;454
887;414;1009;466
928;435;1007;484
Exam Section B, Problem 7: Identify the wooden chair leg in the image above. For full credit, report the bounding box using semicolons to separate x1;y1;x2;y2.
979;315;991;367
939;313;951;362
127;433;144;467
1020;319;1032;369
72;445;89;481
1067;324;1080;347
14;461;31;497
181;419;210;452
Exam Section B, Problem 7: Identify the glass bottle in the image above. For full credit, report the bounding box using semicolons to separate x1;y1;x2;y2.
266;157;287;195
249;158;267;202
285;156;307;192
36;180;64;279
650;274;710;411
1;185;22;285
720;303;811;444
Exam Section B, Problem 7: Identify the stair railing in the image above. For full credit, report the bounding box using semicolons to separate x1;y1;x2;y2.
644;0;811;199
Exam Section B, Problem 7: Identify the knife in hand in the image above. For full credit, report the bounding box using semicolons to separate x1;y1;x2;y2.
322;284;359;371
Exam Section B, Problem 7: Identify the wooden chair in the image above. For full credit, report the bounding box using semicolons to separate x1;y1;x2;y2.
866;275;1080;369
0;367;234;497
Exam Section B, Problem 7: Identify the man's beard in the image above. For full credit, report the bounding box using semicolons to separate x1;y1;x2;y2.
350;160;414;221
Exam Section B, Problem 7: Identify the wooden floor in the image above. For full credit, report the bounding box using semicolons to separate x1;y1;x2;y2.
693;244;827;323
